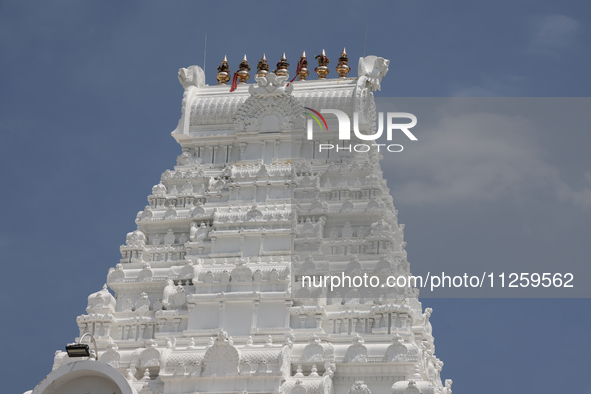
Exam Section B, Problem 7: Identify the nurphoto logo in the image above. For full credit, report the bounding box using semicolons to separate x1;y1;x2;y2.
304;107;418;153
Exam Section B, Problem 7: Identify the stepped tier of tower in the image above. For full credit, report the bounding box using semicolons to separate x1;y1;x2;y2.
51;52;451;394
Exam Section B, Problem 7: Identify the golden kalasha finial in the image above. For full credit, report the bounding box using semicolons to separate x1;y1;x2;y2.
275;53;290;77
315;49;330;79
257;53;269;78
298;51;309;81
217;55;231;85
237;54;250;84
336;47;350;78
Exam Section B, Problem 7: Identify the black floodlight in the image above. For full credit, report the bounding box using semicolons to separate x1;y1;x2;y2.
65;343;90;358
65;333;98;360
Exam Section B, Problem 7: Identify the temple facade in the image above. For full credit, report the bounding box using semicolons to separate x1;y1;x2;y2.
30;50;452;394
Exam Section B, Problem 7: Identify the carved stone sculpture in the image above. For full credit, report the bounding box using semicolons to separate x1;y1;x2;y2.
135;292;150;312
164;229;175;245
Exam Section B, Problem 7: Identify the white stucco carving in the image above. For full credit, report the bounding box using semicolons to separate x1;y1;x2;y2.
357;56;389;92
32;51;450;394
202;331;240;377
234;89;304;133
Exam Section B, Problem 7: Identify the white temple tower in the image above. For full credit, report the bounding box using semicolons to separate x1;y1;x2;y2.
31;51;452;394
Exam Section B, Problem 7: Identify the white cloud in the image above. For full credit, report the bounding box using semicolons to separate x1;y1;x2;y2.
381;102;591;208
525;14;580;55
450;75;526;97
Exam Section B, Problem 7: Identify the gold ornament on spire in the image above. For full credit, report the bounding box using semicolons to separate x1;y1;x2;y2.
298;51;309;81
275;53;290;77
336;47;350;78
217;55;231;85
315;49;330;79
237;54;250;84
257;54;269;78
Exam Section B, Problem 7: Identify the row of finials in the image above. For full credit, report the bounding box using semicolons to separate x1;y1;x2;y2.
216;48;352;85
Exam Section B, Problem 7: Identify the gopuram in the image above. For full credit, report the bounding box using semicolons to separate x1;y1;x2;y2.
30;49;452;394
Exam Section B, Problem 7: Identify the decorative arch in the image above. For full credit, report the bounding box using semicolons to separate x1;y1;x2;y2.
234;93;304;133
385;340;408;362
32;360;136;394
202;334;240;376
230;265;253;282
302;335;324;362
345;335;368;363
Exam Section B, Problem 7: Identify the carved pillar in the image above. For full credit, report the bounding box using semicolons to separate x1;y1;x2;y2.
373;314;382;333
391;313;398;331
207;145;214;164
218;301;225;330
274;140;280;159
315;314;322;330
226;145;232;163
212;145;219;164
251;300;260;332
138;324;146;340
285;300;292;328
385;312;391;334
131;324;137;341
261;140;266;164
239;142;247;161
299;314;307;329
295;139;303;157
210;237;216;254
103;322;112;339
157;320;165;334
253;184;258;203
259;234;265;255
329;319;334;334
173;318;181;332
351;318;357;334
78;322;87;338
123;325;131;340
335;319;342;334
400;314;408;332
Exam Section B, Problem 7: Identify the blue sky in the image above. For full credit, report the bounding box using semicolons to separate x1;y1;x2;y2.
1;1;590;393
